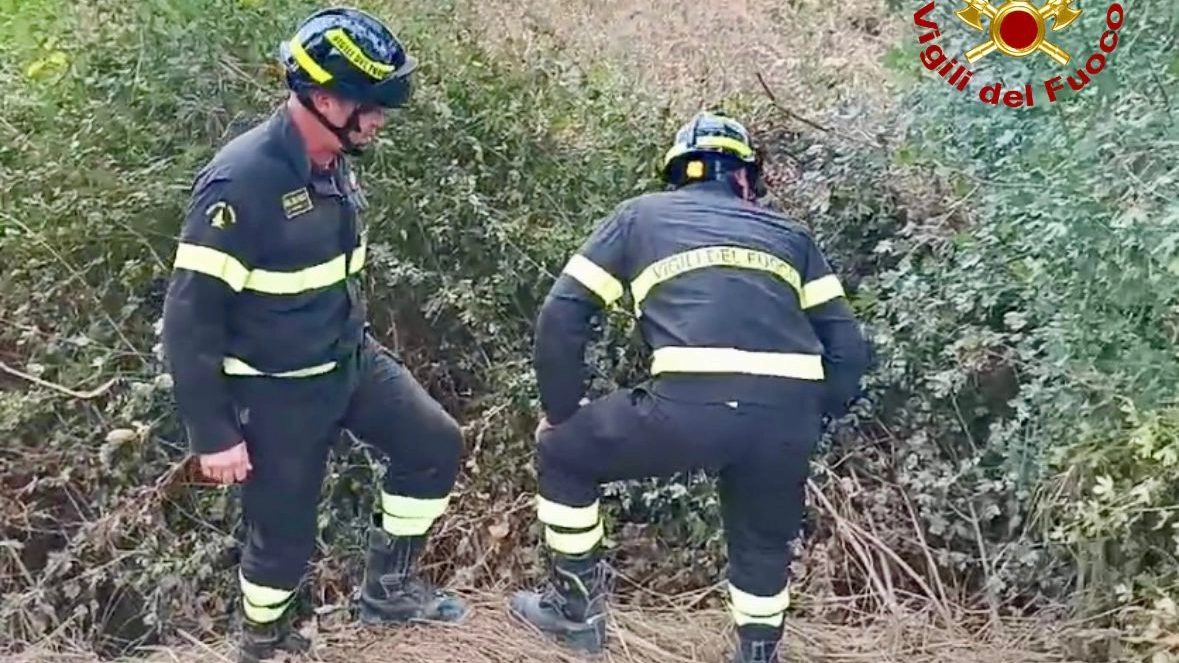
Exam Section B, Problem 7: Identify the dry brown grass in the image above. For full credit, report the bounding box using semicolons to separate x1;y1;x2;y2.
6;590;1080;663
456;0;905;118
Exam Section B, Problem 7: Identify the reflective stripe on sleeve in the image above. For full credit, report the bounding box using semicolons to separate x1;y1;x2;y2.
650;346;824;380
173;243;250;291
562;254;625;305
801;274;844;309
729;583;790;627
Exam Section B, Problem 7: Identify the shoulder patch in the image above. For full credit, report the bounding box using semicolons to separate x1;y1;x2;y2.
348;169;359;191
205;200;236;228
281;188;314;219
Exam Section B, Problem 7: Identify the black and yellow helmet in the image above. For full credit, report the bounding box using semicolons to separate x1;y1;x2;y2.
279;6;416;109
659;111;765;197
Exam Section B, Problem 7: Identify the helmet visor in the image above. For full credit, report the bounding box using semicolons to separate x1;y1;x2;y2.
369;56;417;108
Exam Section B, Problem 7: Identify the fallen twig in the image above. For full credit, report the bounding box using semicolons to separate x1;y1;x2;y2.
755;71;835;135
0;361;118;399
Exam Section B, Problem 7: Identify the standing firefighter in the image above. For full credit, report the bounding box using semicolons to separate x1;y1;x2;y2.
161;7;466;662
509;111;871;662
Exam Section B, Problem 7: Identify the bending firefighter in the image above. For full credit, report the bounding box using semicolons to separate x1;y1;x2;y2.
509;111;871;662
160;8;465;662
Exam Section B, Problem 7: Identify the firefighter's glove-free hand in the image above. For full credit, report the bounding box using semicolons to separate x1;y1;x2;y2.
535;416;553;441
199;441;252;484
534;398;590;441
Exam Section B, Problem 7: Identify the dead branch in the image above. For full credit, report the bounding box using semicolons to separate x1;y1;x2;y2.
0;361;118;399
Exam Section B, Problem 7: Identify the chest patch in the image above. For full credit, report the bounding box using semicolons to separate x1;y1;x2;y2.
282;187;314;219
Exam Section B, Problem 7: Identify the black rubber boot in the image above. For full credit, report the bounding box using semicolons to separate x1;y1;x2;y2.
358;523;467;625
236;614;310;663
508;549;609;655
730;624;784;663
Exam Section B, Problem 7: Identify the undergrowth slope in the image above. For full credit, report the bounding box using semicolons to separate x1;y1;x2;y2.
1;0;1178;661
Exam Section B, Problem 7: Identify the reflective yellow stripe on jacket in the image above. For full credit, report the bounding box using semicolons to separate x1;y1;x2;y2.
649;346;824;380
172;240;366;294
630;244;843;314
172;239;366;378
560;245;843;381
222;357;338;378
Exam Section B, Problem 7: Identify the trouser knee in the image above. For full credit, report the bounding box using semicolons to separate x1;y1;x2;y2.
378;414;463;538
383;412;462;494
536;430;597;504
535;431;602;557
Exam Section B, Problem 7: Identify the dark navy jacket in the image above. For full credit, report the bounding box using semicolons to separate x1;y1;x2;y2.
534;180;870;425
161;104;368;454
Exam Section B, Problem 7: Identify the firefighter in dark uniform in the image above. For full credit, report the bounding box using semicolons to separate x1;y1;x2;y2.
508;111;871;662
160;8;466;662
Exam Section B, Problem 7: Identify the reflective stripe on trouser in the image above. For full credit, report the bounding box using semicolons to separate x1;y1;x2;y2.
729;583;790;627
380;492;451;536
240;572;296;624
537;495;602;555
534;383;817;625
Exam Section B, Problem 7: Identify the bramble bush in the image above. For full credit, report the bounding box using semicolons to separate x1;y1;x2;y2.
0;0;676;654
798;0;1179;657
1;0;1177;659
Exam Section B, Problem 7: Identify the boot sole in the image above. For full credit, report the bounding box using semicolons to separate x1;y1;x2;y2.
359;603;470;626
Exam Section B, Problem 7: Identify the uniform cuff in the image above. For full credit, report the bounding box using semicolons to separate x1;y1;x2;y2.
184;418;242;455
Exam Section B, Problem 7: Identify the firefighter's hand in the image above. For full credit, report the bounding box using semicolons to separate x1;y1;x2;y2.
535;399;590;439
198;441;252;484
535;416;552;439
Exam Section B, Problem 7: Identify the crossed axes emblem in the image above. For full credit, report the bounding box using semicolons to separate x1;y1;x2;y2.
954;0;1083;66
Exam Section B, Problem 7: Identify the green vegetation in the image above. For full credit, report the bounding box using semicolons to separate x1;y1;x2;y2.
1;0;1177;661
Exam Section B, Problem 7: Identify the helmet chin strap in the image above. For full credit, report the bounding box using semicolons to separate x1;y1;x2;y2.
296;92;367;157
